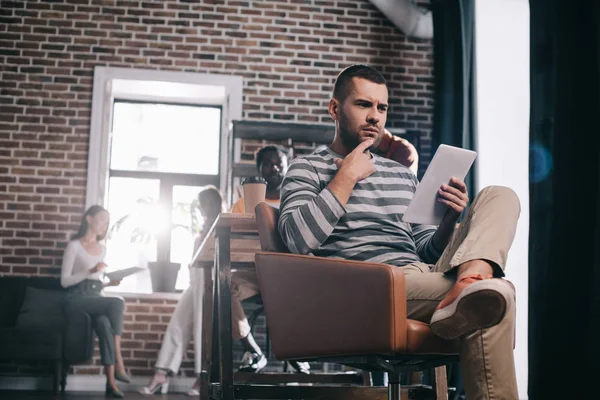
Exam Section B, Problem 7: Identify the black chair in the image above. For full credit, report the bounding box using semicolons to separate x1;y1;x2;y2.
0;276;94;393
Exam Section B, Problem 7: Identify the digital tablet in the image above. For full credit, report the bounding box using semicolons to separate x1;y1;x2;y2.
104;267;144;282
402;144;477;225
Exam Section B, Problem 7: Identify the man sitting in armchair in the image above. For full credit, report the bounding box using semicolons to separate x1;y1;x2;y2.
230;132;420;373
277;64;520;399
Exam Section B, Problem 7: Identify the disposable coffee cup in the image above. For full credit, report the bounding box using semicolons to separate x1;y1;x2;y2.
241;176;267;214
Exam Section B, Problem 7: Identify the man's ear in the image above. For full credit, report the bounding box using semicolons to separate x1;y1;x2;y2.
328;98;339;121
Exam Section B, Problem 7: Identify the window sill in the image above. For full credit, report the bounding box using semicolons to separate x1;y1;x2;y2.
106;291;184;301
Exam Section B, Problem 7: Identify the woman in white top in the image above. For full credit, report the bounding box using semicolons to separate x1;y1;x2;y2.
61;205;128;398
139;186;224;396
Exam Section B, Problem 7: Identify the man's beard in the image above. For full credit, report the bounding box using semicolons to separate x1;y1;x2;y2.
340;129;361;151
338;114;382;152
338;117;362;151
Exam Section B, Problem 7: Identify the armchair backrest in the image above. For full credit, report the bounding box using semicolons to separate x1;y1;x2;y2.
255;202;289;253
0;277;63;328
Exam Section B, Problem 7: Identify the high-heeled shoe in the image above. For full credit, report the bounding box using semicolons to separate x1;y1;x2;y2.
138;378;170;395
106;384;125;398
186;377;200;396
115;371;131;384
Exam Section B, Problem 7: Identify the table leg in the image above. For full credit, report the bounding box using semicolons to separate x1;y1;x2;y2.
432;366;449;400
200;263;214;399
216;227;234;400
210;295;220;383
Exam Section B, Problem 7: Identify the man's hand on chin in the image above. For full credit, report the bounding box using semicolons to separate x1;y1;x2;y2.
333;139;376;183
329;139;377;207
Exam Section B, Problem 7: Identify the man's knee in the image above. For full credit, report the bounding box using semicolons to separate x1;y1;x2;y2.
493;279;517;321
230;279;242;297
478;185;521;213
231;273;259;300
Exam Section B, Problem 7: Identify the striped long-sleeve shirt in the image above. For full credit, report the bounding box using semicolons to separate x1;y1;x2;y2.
278;147;442;267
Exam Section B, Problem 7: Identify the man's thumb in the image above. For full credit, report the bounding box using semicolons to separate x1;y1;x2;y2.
333;158;342;168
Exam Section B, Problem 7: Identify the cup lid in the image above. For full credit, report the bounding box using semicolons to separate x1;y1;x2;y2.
241;176;267;185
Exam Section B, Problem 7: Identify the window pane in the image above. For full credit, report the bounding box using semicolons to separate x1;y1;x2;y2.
110;101;221;175
171;185;205;291
104;177;161;294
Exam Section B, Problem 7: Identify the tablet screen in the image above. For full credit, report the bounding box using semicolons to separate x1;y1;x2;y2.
402;144;477;225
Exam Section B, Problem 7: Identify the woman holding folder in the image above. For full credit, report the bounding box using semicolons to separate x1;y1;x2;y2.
61;205;129;398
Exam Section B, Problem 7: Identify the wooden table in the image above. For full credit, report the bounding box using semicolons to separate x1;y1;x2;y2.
190;213;259;400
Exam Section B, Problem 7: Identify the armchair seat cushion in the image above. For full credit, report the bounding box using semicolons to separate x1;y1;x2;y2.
0;327;63;360
405;320;459;354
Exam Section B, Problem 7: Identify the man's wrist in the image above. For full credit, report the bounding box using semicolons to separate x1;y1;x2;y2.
328;169;358;207
335;168;358;186
441;211;461;226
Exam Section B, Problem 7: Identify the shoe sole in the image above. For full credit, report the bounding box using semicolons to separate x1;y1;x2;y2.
430;281;508;340
238;358;267;373
289;361;311;374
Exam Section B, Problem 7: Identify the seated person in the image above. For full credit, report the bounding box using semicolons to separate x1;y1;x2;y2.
277;65;520;400
230;145;311;373
61;206;128;398
140;146;304;393
231;145;287;213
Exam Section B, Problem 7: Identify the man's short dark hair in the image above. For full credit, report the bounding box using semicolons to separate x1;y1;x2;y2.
256;145;288;170
333;64;387;102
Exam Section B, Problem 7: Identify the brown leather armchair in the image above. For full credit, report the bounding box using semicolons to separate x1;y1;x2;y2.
253;203;459;400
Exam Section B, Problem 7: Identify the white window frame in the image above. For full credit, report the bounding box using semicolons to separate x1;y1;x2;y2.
86;67;243;209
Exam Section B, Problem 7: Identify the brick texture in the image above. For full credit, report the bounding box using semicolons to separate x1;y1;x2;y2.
0;0;433;378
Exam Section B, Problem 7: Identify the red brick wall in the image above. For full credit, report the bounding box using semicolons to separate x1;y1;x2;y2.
0;0;433;378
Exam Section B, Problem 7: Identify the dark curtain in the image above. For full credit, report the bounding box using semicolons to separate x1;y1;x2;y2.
429;2;476;397
529;0;600;398
431;0;476;201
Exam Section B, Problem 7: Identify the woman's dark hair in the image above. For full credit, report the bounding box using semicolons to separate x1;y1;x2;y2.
198;186;224;236
72;205;109;241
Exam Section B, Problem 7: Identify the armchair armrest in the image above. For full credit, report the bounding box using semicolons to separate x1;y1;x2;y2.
254;252;408;360
63;308;94;363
